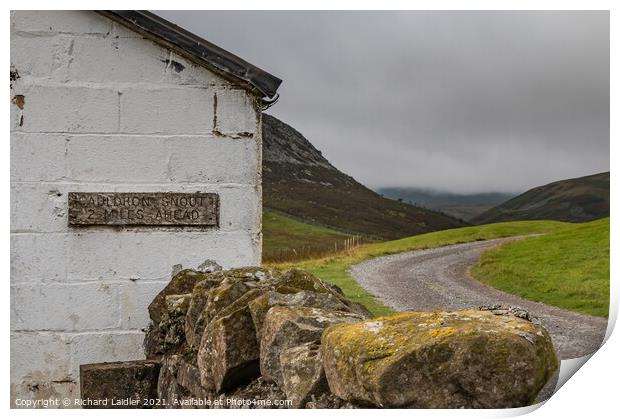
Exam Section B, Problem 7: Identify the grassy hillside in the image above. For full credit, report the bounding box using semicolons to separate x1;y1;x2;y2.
379;187;514;221
472;172;609;225
471;218;609;317
263;114;467;240
269;220;568;316
263;210;356;262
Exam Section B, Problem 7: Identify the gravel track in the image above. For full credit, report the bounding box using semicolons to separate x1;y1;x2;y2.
350;237;607;359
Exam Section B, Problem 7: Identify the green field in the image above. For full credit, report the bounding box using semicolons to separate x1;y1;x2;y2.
270;220;571;317
263;210;354;262
471;218;609;317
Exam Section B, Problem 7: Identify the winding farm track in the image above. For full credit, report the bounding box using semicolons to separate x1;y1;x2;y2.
350;237;607;359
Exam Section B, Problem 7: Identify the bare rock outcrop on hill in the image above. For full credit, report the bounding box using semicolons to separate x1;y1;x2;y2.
262;114;467;239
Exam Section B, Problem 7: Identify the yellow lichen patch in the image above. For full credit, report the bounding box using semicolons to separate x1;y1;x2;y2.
322;309;559;407
273;268;332;294
429;327;456;338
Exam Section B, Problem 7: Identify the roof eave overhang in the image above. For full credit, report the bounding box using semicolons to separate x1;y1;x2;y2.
97;10;282;100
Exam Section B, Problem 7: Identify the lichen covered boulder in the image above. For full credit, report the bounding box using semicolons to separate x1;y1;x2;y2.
260;306;363;386
280;341;329;408
189;280;250;352
160;353;211;401
185;277;228;348
249;290;351;340
149;269;217;324
263;269;373;320
157;355;192;407
268;268;335;294
202;278;252;321
198;305;261;392
143;266;376;401
80;360;160;409
161;294;191;348
322;310;559;408
144;294;191;358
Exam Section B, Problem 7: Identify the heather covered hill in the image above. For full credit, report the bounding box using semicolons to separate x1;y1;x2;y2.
472;172;609;225
262;114;466;240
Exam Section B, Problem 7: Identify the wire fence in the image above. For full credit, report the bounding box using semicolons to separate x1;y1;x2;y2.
263;235;365;263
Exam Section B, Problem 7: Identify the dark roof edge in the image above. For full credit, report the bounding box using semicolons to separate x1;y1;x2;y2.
97;10;282;99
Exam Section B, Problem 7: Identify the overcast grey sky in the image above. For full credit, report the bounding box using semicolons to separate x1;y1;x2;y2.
156;11;609;194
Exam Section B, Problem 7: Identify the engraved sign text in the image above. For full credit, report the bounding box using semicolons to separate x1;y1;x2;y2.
68;192;219;227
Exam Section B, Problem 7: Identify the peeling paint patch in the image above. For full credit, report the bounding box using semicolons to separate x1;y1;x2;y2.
10;69;20;89
12;95;25;110
12;94;25;127
161;58;185;73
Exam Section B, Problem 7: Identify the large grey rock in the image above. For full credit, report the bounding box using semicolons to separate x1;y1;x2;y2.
143;323;165;360
175;357;211;400
201;278;252;325
162;294;191;346
184;278;224;348
145;266;375;400
157;356;192;408
266;268;336;295
192;267;356;390
280;341;329;408
322;310;559;408
144;294;190;359
157;355;212;408
268;269;373;319
248;290;351;340
260;306;363;386
197;259;223;273
198;305;261;393
80;360;160;409
149;269;217;324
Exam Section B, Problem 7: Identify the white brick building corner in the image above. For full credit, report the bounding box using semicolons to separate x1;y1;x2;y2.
10;10;282;405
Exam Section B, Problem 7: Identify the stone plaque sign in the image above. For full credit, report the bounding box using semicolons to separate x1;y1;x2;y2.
68;192;219;227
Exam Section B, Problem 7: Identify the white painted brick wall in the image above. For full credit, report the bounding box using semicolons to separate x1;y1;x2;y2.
13;84;120;133
11;183;260;233
11;283;121;331
10;10;264;405
215;89;259;136
119;87;215;134
10;332;72;383
11;10;113;34
11;234;67;284
67;332;146;378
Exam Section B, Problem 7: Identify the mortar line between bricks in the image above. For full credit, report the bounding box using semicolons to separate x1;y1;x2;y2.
12;77;236;89
11;329;147;336
115;285;123;330
10;229;259;235
11;130;254;137
11;31;112;39
11;131;244;138
116;90;121;132
10;180;256;187
11;281;170;288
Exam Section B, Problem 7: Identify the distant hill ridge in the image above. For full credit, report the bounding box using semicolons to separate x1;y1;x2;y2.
378;187;515;221
262;114;467;240
472;172;610;225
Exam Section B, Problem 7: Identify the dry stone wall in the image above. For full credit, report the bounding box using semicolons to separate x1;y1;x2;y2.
81;267;559;409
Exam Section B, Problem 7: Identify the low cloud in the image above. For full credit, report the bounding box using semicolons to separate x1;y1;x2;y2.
156;10;609;194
